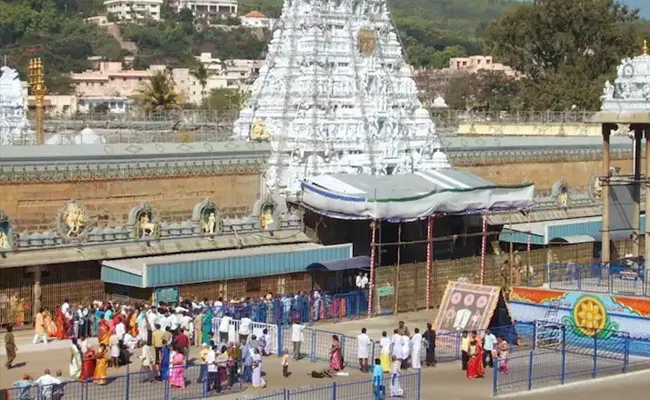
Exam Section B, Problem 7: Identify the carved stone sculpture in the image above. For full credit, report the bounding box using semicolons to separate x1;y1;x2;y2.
137;213;159;239
0;232;9;249
206;213;217;234
62;201;87;238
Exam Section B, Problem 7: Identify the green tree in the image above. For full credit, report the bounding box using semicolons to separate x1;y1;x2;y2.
191;64;209;103
485;0;641;110
203;87;248;114
472;70;520;111
134;70;182;111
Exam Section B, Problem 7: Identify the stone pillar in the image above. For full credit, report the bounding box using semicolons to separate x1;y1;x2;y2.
32;265;42;318
602;125;611;265
645;128;650;266
633;127;643;257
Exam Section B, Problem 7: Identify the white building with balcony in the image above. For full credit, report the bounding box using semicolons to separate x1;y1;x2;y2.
172;0;237;17
241;11;277;29
104;0;163;21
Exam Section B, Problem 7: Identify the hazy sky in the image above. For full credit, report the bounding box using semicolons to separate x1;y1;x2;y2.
620;0;649;18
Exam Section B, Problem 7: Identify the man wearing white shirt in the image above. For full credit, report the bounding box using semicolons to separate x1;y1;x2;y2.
213;298;224;318
390;329;402;359
357;327;370;372
239;316;252;343
401;334;410;369
115;320;126;341
355;273;363;289
206;345;218;392
379;331;392;372
291;322;305;360
410;328;422;369
77;307;88;338
158;312;170;331
218;314;231;343
361;273;369;289
483;329;497;368
61;300;70;316
170;312;180;332
35;369;61;400
147;309;158;332
180;313;192;331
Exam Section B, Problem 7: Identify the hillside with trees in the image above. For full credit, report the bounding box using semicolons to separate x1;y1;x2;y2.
1;0;649;109
0;0;523;94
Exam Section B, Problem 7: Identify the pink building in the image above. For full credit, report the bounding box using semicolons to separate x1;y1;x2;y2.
71;61;153;98
71;62;196;111
446;55;516;77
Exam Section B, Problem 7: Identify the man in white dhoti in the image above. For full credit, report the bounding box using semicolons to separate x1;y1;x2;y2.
411;328;422;369
390;329;402;360
357;328;370;373
400;334;410;370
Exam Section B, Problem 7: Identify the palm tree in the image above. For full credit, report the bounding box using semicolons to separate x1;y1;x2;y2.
134;71;181;112
191;65;209;104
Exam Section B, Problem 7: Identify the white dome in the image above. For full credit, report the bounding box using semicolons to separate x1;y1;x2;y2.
45;133;70;145
73;127;106;144
432;96;448;108
431;150;450;169
414;107;429;118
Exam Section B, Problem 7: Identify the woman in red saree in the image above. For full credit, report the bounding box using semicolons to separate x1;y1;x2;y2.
98;319;111;346
466;340;485;379
55;308;68;340
80;348;97;381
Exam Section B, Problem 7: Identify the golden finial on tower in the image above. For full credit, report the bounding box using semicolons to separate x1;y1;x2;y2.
643;39;648;56
28;57;47;145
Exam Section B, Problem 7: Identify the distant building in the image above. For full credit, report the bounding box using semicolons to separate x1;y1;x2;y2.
446;55;516;77
172;0;237;16
240;11;277;29
104;0;163;21
69;57;263;109
27;95;79;116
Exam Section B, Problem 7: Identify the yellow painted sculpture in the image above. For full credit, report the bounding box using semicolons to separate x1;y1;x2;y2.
358;28;376;56
259;206;275;230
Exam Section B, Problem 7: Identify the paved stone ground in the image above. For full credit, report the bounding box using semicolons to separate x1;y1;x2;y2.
2;310;650;400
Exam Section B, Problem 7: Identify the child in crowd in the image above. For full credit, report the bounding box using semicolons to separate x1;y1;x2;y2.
282;349;290;377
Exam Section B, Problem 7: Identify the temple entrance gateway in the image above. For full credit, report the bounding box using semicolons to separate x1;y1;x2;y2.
593;40;650;271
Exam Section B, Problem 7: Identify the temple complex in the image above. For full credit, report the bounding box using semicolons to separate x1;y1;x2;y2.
2;1;649;329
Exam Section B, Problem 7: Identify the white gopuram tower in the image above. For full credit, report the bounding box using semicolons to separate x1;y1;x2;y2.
233;0;451;196
0;66;32;146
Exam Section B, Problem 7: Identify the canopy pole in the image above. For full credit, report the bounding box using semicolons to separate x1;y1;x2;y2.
526;212;532;286
480;214;488;285
368;220;377;319
394;222;402;315
426;216;434;310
